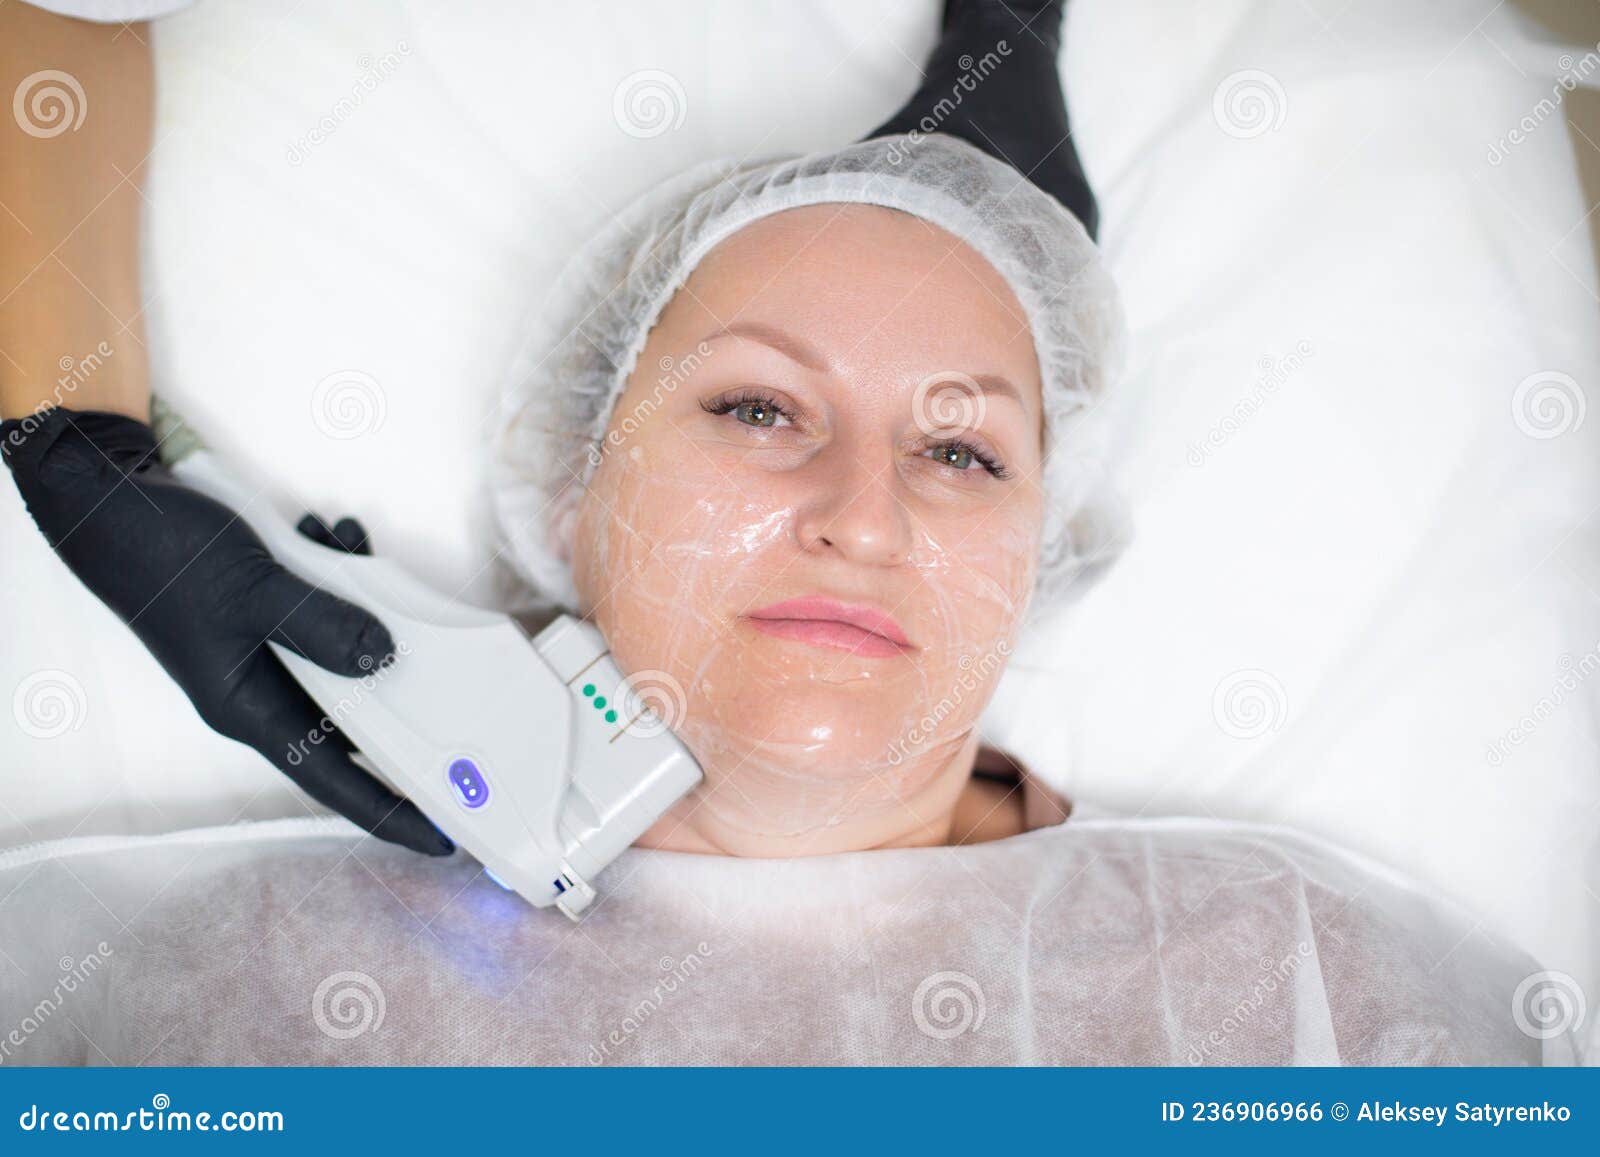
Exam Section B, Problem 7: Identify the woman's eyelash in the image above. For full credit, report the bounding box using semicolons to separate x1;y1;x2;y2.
699;389;797;425
930;438;1012;480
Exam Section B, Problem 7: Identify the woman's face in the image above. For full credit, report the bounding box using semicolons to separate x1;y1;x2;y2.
570;204;1045;852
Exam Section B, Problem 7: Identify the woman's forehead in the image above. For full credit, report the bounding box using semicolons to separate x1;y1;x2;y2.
661;204;1042;396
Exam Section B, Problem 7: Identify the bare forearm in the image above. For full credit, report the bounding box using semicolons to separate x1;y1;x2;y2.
0;4;151;421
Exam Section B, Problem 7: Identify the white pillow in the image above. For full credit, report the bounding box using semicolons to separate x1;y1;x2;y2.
984;0;1600;1008
1;0;1595;1019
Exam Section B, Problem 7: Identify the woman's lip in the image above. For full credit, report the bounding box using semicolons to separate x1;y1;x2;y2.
744;617;909;658
742;596;913;657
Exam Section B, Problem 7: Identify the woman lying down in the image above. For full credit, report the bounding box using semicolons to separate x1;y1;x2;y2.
494;0;1115;857
0;0;1576;1066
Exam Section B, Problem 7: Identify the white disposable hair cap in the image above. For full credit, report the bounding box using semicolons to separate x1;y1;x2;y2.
491;133;1126;618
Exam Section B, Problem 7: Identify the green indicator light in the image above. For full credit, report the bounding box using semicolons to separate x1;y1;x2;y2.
604;709;617;723
593;696;607;709
582;684;595;697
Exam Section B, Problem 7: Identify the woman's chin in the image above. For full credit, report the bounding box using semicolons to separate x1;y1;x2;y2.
682;699;971;791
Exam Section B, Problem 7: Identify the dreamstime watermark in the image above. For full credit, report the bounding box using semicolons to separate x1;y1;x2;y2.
587;942;714;1063
587;342;713;467
286;43;411;166
1;340;117;455
312;970;386;1040
12;669;87;740
1211;668;1289;740
1186;940;1314;1064
1511;970;1586;1041
311;369;387;440
12;69;87;139
16;1100;284;1132
0;942;114;1065
17;1095;284;1134
912;971;986;1040
608;669;689;739
1187;340;1313;466
884;42;1011;166
1488;44;1600;165
1212;69;1287;140
885;639;1011;766
1486;644;1600;766
910;370;987;439
612;69;686;139
284;640;412;767
1511;370;1584;439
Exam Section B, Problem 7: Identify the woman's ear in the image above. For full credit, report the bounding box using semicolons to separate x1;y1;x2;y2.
551;497;580;566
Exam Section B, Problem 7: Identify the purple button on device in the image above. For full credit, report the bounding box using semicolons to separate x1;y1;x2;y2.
447;758;489;809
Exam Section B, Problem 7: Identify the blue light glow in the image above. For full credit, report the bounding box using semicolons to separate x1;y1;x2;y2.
484;867;514;891
447;757;490;809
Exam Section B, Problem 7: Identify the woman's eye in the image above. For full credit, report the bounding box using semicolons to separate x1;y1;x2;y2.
924;440;1011;480
930;444;975;470
734;400;781;428
700;392;795;429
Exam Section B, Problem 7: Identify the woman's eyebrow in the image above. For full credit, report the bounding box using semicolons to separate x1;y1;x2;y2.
700;322;1026;408
701;322;830;371
969;374;1025;407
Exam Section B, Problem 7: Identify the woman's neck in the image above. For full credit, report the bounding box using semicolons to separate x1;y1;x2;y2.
633;730;1000;857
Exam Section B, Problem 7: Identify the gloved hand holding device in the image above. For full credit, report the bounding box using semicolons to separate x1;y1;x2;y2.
1;407;453;856
2;8;445;855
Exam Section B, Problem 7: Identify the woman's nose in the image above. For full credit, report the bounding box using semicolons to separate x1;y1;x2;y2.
793;457;914;567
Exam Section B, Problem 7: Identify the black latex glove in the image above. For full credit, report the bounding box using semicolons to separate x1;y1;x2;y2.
1;406;453;856
866;0;1099;239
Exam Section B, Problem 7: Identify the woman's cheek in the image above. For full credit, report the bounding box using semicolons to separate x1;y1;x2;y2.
908;489;1041;648
578;448;715;646
574;445;795;713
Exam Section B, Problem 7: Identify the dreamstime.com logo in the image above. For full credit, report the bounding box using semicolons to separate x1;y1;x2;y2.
911;371;987;440
17;1094;283;1134
311;369;387;440
609;669;689;739
1487;44;1600;165
588;942;714;1063
12;69;86;139
613;69;686;138
588;342;714;467
1211;668;1289;740
1187;341;1313;466
1;340;118;455
912;971;986;1040
1212;69;1287;140
1511;370;1585;439
1186;941;1315;1064
286;43;411;166
1;943;113;1065
312;971;386;1040
1486;644;1600;766
284;640;412;767
1511;970;1586;1041
885;639;1011;766
11;669;87;740
884;42;1012;165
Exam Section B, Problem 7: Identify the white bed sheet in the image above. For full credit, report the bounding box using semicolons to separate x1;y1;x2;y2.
0;815;1579;1065
2;0;1596;1044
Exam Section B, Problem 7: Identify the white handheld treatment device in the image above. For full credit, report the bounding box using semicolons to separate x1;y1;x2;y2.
173;451;702;920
